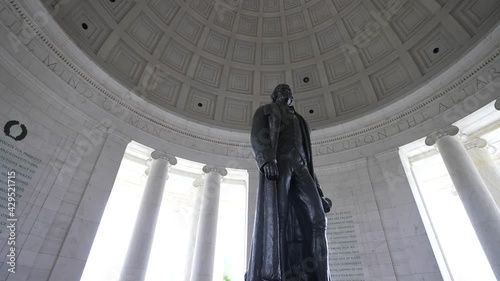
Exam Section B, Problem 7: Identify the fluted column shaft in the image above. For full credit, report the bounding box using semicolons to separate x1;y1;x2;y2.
184;176;204;281
119;151;177;281
465;138;500;208
190;166;227;281
246;170;260;263
426;126;500;279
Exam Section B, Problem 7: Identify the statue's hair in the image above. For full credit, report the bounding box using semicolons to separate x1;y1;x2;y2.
270;84;290;102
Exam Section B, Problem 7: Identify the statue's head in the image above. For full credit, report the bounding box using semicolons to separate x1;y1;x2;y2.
271;84;294;106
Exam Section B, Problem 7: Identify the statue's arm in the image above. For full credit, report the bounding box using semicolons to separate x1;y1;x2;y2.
314;173;332;213
312;173;324;197
251;106;276;171
316;180;324;197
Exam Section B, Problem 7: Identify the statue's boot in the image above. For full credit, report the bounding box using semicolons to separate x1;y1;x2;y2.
311;228;330;281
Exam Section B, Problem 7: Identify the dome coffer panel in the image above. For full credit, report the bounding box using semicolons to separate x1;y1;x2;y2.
46;0;500;131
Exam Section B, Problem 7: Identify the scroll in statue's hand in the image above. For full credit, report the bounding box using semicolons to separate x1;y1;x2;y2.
322;197;332;213
263;161;279;181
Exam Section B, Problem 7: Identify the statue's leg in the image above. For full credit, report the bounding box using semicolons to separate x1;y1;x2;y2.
293;165;330;281
277;159;293;279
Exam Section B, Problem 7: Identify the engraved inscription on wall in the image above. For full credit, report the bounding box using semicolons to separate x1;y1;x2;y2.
327;210;365;281
0;138;42;233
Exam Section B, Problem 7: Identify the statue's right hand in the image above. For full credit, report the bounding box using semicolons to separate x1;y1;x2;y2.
263;161;279;181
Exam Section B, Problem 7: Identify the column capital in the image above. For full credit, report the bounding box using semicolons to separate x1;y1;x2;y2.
151;150;177;165
203;165;228;176
193;175;205;187
425;125;459;146
495;99;500;110
464;137;488;150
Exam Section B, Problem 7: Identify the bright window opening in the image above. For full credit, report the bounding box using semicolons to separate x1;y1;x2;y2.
410;153;496;281
400;106;500;281
81;142;247;281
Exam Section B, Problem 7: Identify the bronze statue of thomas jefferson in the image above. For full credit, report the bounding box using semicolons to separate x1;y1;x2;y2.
246;84;331;281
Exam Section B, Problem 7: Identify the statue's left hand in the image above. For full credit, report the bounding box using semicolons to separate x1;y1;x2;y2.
321;197;332;213
262;161;279;181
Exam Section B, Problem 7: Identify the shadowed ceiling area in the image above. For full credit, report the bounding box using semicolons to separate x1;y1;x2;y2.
46;0;500;130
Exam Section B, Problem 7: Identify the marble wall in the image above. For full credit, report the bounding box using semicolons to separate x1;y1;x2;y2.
0;60;130;280
313;150;442;281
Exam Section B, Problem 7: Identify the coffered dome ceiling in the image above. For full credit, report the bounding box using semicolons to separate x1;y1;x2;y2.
47;0;500;131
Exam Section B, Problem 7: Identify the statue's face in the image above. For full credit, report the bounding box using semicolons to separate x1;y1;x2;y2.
277;85;294;106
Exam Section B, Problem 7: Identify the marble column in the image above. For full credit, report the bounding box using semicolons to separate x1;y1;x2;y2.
426;126;500;279
119;151;177;281
246;170;260;262
184;176;204;281
465;137;500;208
190;165;227;281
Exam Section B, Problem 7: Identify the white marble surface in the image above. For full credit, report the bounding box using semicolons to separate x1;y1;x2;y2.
315;151;443;281
0;59;101;280
183;178;204;281
466;140;500;209
245;169;259;264
433;132;500;279
119;152;171;281
190;168;224;281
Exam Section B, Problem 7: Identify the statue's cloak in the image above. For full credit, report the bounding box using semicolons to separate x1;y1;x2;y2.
246;103;321;281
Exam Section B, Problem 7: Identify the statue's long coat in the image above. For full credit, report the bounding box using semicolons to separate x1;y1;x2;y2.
246;103;323;281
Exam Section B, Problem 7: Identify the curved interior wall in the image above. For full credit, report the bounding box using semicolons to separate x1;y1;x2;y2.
0;0;498;280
